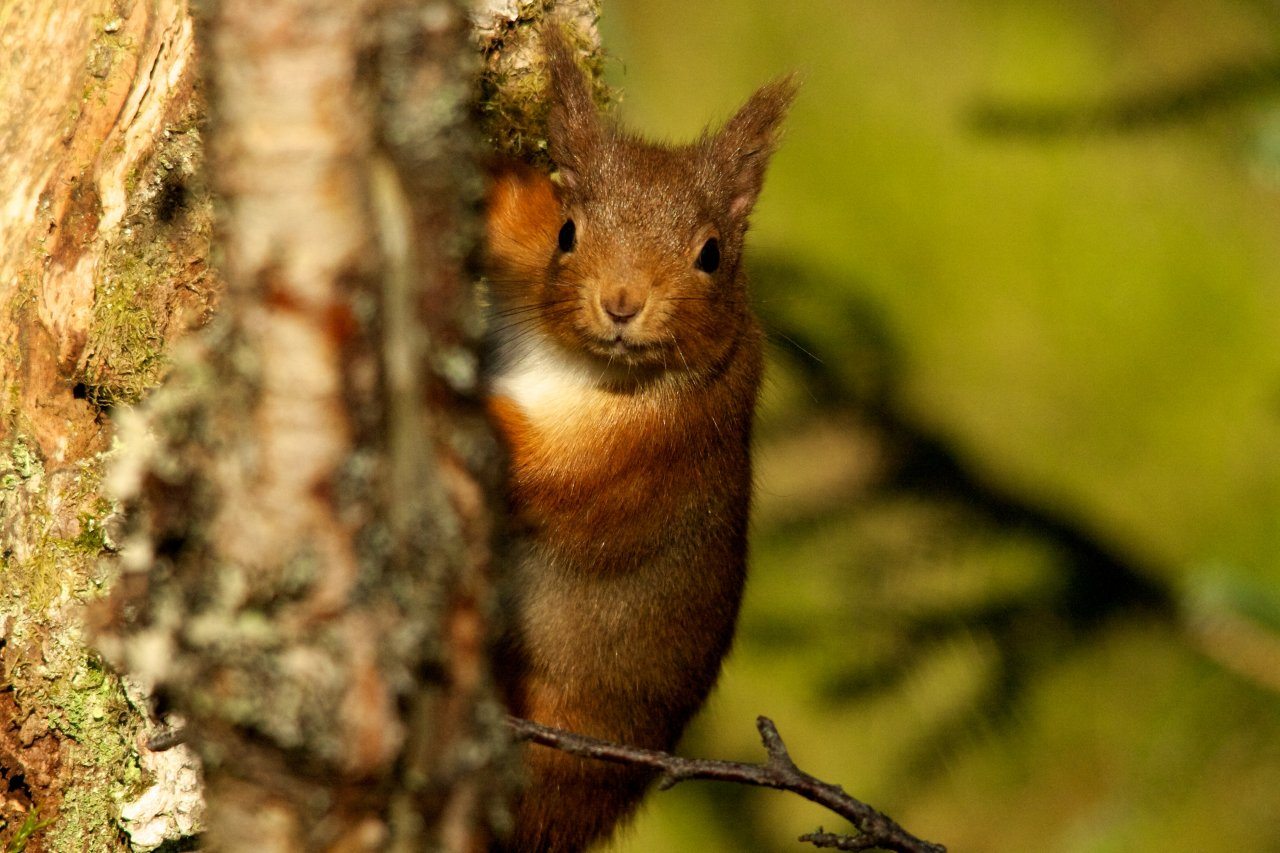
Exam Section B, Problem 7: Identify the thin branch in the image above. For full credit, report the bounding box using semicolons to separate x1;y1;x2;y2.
801;828;894;851
505;714;945;853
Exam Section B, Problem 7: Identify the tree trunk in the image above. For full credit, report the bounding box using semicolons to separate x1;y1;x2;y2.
0;0;602;850
2;1;211;848
98;0;508;848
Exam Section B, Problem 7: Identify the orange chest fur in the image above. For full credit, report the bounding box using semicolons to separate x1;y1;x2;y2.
487;386;729;565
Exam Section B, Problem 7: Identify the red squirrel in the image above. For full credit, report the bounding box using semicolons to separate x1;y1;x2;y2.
483;30;795;852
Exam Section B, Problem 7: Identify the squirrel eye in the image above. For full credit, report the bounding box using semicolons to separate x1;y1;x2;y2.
696;237;720;273
558;219;576;253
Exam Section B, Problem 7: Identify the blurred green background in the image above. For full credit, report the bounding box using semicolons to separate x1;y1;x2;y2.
599;1;1280;851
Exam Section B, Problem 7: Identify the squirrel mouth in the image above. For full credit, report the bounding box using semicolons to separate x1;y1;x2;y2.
599;339;637;357
586;333;660;360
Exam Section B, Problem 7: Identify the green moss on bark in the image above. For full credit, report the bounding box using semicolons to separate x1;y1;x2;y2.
477;4;612;164
77;114;212;408
39;653;145;851
1;439;115;611
4;808;53;853
1;435;144;851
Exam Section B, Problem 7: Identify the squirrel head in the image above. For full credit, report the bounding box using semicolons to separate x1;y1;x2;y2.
489;29;796;380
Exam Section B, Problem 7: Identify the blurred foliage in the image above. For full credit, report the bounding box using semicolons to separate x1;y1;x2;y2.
597;1;1280;851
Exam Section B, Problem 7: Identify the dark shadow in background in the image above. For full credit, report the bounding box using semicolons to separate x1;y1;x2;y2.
746;257;1175;774
969;54;1280;136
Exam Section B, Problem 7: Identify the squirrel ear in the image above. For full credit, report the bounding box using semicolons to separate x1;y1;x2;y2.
711;74;798;220
544;26;602;190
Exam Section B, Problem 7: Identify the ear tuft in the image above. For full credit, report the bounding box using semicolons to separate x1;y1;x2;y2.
711;74;798;220
543;25;603;188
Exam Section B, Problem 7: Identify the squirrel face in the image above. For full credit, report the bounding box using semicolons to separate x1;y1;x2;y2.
545;139;744;373
492;30;796;380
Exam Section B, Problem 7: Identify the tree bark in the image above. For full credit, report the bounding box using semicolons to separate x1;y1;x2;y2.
1;0;601;850
98;0;509;848
1;1;211;849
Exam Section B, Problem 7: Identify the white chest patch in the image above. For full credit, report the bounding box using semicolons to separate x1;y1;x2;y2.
489;328;607;428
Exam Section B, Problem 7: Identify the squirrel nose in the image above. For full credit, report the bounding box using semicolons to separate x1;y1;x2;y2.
601;290;645;324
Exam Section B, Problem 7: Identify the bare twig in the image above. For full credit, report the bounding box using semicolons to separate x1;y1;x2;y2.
506;714;945;853
802;828;894;851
